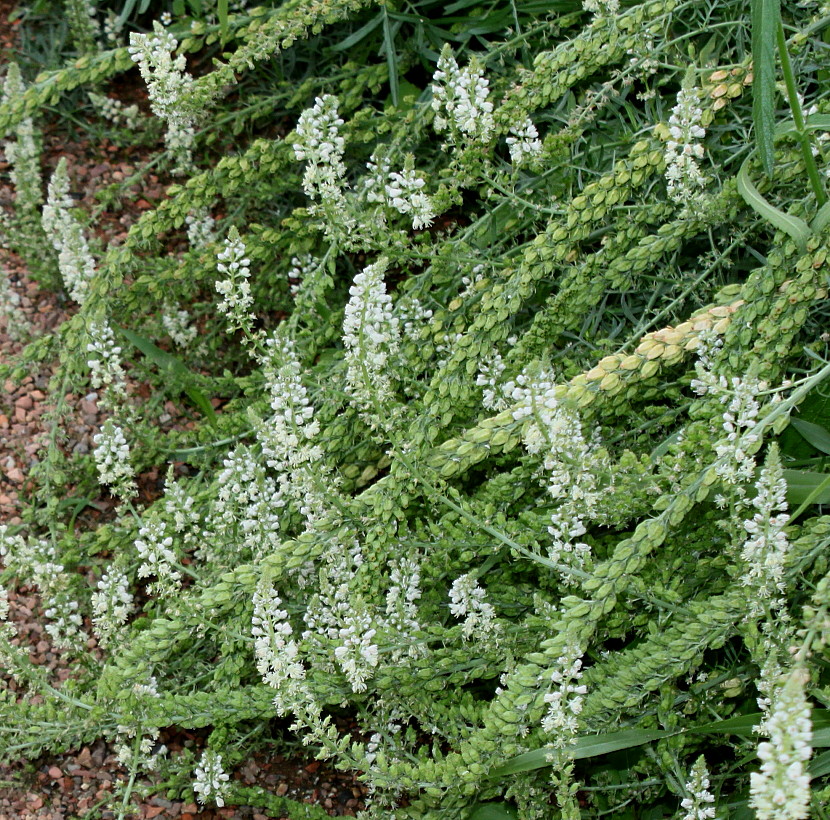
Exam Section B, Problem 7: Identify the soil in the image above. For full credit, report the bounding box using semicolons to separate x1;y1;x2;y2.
0;3;367;817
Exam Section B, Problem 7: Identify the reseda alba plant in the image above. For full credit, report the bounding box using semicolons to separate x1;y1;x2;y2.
1;0;830;817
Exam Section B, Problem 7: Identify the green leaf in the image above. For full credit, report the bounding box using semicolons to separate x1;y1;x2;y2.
218;0;228;41
737;156;810;253
468;804;518;820
119;328;217;425
330;13;383;51
751;0;781;176
790;419;830;455
381;6;400;108
783;469;830;505
490;729;668;777
813;727;830;747
810;750;830;777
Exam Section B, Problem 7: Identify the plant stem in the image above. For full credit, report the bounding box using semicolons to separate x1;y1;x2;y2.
777;20;828;206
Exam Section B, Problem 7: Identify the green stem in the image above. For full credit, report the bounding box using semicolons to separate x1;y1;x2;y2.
777;20;827;206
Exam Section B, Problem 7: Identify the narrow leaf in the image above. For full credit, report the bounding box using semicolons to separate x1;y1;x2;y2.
330;14;383;51
791;418;830;455
382;7;400;108
751;0;781;175
218;0;229;42
737;157;810;252
119;328;217;425
490;729;668;777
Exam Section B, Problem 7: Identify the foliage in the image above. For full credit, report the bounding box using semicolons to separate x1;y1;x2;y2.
1;0;830;818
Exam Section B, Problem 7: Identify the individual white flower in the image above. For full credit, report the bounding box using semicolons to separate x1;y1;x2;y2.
749;667;812;820
506;116;542;165
431;45;494;144
93;420;136;500
680;756;716;820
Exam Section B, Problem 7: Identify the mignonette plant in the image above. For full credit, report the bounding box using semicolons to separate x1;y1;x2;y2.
1;0;830;818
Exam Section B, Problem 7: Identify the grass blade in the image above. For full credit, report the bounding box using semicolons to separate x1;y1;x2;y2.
751;0;781;176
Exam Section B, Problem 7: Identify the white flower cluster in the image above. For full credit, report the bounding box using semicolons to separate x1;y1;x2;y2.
398;297;434;343
0;526;86;651
680;756;717;820
362;150;392;206
663;86;707;209
113;725;167;771
691;336;777;506
506;116;543;166
205;445;282;562
128;23;196;174
185;207;217;249
162;306;198;347
749;666;812;820
91;566;134;649
431;45;494;144
252;582;310;714
342;258;400;426
540;643;587;747
66;0;101;52
448;573;498;642
93;420;137;501
255;333;334;526
193;750;231;808
363;152;435;230
511;369;604;574
103;10;124;44
385;168;435;230
86;320;128;403
476;345;510;411
88;92;141;131
0;271;28;342
215;227;255;332
42;158;95;304
286;253;314;296
2;64;42;221
582;0;620;17
303;544;380;693
384;555;425;659
135;518;182;595
741;445;790;609
293;95;351;230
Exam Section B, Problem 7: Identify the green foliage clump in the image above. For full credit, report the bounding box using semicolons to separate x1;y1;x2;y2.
1;0;830;818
